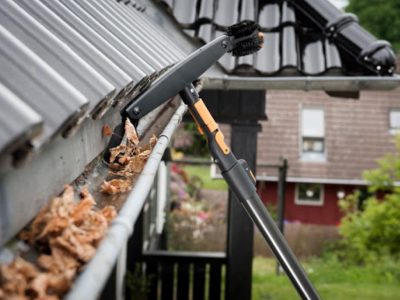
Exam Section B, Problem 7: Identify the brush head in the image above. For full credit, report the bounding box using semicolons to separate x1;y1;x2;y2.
226;20;264;57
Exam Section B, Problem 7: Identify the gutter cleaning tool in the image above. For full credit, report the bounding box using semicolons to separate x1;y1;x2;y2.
105;20;320;300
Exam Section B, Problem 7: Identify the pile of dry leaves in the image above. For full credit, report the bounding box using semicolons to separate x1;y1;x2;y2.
0;119;157;299
101;119;157;195
0;186;116;300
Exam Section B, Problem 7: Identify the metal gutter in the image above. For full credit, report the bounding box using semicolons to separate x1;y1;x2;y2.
0;105;120;246
65;102;187;300
203;75;400;91
0;97;171;247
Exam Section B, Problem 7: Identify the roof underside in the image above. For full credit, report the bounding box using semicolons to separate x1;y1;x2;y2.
160;0;397;77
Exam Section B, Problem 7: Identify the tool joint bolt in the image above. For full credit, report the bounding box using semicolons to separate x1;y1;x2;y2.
133;107;141;115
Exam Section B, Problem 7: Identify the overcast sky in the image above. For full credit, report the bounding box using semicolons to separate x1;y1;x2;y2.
329;0;349;9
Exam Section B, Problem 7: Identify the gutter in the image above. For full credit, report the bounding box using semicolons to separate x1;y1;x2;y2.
65;102;187;300
203;75;400;91
0;99;168;248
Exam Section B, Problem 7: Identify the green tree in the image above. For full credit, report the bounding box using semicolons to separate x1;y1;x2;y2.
338;137;400;264
346;0;400;52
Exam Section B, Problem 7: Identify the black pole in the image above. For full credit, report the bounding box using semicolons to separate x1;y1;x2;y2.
180;86;320;300
276;158;288;275
226;121;260;300
277;159;288;233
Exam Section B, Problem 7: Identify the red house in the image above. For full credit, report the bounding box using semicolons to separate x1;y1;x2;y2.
256;88;400;225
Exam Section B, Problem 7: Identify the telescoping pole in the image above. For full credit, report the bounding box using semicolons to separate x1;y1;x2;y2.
180;85;320;300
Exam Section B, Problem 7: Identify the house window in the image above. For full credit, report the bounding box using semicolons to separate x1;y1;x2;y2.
295;183;324;206
389;109;400;133
301;108;325;161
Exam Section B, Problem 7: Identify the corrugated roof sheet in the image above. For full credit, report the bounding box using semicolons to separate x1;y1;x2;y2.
159;0;396;76
0;83;42;156
0;23;89;143
0;0;188;163
0;0;116;119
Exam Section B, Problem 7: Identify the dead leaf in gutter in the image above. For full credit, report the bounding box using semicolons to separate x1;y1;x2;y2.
37;246;78;275
138;149;151;158
102;124;113;137
103;121;158;195
101;206;117;224
3;186;117;300
125;118;139;146
109;144;126;164
100;179;132;194
149;134;157;149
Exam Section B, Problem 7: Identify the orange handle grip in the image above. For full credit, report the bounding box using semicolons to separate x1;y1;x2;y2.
191;99;230;155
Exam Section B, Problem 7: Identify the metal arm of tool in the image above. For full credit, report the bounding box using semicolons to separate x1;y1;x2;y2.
179;85;320;300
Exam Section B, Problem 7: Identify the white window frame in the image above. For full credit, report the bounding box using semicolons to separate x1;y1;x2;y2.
389;109;400;135
295;183;324;206
300;106;326;162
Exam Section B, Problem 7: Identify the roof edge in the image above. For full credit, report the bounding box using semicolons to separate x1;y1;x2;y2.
211;164;368;185
202;75;400;91
256;175;367;186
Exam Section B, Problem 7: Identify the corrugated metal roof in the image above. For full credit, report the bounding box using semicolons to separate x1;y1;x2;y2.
0;0;188;163
0;83;42;156
0;23;89;143
0;1;116;119
159;0;396;76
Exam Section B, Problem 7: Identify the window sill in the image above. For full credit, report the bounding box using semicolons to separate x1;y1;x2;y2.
300;153;326;163
294;200;324;206
389;129;400;135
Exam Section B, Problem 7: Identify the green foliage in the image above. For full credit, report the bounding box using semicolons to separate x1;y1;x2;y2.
337;137;400;263
186;175;204;200
125;264;152;300
183;165;228;190
346;0;400;52
363;137;400;192
182;123;209;157
252;256;400;300
265;202;278;221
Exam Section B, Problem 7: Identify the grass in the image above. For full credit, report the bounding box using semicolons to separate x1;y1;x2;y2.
252;256;400;300
182;165;227;190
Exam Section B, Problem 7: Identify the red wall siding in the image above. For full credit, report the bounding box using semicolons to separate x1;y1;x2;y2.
257;181;359;225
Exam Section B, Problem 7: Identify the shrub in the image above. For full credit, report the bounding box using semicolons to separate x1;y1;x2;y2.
337;137;400;264
173;123;209;157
